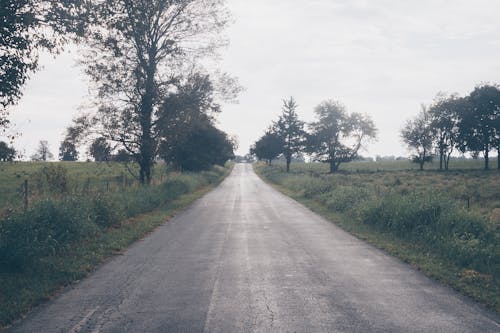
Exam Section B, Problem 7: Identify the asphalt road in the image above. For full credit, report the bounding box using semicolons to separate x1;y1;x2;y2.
8;164;499;332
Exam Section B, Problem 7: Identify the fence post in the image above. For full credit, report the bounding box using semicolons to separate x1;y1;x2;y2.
23;179;29;211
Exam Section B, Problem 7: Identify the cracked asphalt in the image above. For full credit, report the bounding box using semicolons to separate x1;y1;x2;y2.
7;164;500;332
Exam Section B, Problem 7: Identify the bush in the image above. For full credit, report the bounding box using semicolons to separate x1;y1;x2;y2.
0;165;228;271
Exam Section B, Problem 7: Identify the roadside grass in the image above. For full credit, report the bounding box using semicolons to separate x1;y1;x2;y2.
0;164;232;328
0;161;169;215
254;162;499;313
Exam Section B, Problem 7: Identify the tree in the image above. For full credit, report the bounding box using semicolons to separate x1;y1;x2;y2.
59;139;78;161
113;149;132;162
89;137;111;162
0;0;87;126
0;141;16;161
457;84;500;170
159;120;234;171
79;0;230;184
31;140;53;161
273;97;305;172
251;129;283;165
401;106;434;171
307;100;377;173
428;93;463;171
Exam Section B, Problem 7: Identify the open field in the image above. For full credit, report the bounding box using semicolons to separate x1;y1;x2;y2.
0;163;232;328
255;161;500;312
0;162;169;215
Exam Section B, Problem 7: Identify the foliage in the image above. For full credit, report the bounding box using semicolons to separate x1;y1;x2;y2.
159;120;235;171
273;97;306;172
0;141;16;161
0;0;87;125
307;100;377;173
30;140;53;161
428;93;463;170
58;139;78;161
457;84;500;170
0;165;228;271
401;106;434;170
251;129;283;165
77;0;231;184
89;137;111;162
31;164;69;194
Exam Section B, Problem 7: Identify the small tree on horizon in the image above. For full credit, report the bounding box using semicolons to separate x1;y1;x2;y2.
59;139;79;161
401;106;434;171
31;140;54;161
273;97;306;172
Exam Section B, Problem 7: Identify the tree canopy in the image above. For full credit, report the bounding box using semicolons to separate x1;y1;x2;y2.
307;100;377;173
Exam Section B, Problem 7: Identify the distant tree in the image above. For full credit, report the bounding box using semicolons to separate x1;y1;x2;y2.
307;100;377;173
273;97;305;172
0;141;16;161
401;106;434;170
251;130;283;165
159;121;234;171
89;137;111;162
59;140;78;161
1;0;88;126
31;140;53;161
113;149;132;163
428;93;464;171
457;84;500;170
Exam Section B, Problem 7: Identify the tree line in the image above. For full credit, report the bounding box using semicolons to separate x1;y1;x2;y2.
251;97;377;173
253;84;499;173
402;84;500;171
1;0;238;182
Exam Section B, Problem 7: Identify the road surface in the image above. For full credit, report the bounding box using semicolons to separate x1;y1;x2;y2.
7;164;499;332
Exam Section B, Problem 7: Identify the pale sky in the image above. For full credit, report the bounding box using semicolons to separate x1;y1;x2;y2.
7;0;500;159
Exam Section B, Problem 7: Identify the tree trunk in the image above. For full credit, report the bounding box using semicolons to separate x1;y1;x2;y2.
139;62;156;185
420;160;424;171
484;147;489;170
439;147;444;171
286;155;291;173
329;160;339;173
497;147;499;170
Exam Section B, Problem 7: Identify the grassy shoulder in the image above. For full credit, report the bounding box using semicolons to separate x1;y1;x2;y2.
254;162;499;313
0;164;232;328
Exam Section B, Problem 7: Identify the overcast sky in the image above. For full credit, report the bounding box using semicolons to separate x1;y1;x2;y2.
8;0;500;159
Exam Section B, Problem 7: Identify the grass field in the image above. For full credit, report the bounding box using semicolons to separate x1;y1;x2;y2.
255;160;499;312
0;161;169;215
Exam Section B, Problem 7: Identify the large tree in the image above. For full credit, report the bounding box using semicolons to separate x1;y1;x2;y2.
273;97;305;172
251;129;283;165
79;0;229;184
307;100;377;173
428;93;464;171
457;84;500;170
401;106;434;171
0;0;87;126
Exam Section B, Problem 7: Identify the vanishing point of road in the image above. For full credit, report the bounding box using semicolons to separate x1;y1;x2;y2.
8;164;500;332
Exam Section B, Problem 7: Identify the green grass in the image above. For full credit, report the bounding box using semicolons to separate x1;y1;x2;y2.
255;161;499;313
0;163;232;328
0;161;169;215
